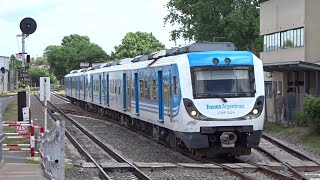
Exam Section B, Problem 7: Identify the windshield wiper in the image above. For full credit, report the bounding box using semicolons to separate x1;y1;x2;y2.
220;97;227;103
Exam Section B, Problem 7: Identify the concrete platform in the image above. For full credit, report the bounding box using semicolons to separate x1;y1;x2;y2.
0;151;46;179
0;162;46;180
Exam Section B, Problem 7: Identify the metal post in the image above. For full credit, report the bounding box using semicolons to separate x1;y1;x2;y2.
44;79;47;131
316;71;320;97
21;33;26;68
304;71;310;94
28;86;31;108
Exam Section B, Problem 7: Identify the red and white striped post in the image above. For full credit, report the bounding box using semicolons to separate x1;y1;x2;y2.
30;125;35;157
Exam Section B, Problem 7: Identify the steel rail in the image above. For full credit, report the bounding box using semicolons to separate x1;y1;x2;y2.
232;157;298;180
263;133;320;165
47;96;151;180
255;146;309;180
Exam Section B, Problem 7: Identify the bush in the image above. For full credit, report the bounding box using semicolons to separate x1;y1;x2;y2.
294;112;307;126
304;95;320;128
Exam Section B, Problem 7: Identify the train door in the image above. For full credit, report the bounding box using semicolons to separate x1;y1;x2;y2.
106;74;109;106
91;75;94;102
134;72;139;115
158;71;164;122
71;78;72;97
168;69;173;121
102;72;106;105
84;76;86;100
126;72;131;111
99;74;102;104
123;73;127;111
78;77;81;99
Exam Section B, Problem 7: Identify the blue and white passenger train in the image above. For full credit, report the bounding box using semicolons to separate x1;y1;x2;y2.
65;42;265;156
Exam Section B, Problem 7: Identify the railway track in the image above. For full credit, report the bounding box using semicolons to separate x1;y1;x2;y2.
51;92;313;180
254;135;320;180
36;92;151;180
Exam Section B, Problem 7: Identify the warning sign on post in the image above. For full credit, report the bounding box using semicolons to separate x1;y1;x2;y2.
17;125;28;134
22;107;29;121
40;77;51;101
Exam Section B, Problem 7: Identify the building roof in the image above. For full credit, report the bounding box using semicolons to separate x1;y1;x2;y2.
264;61;320;72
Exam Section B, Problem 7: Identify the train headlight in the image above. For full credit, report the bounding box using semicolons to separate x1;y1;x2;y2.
191;110;198;116
225;58;231;65
213;58;219;65
252;109;259;115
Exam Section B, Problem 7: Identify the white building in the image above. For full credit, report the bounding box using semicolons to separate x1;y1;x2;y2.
0;56;9;91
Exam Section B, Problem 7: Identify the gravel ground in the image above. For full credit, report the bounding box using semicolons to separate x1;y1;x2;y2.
68;114;196;164
237;149;273;164
144;168;238;180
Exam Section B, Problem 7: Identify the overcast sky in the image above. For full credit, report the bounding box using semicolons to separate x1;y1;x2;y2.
0;0;191;58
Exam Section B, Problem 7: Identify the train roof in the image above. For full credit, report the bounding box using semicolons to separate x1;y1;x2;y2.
65;42;238;76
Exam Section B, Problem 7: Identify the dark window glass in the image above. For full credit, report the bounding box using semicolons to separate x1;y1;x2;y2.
192;67;255;98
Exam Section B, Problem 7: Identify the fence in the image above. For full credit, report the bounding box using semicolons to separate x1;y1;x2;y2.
2;121;35;156
39;120;65;180
0;95;16;161
265;88;318;125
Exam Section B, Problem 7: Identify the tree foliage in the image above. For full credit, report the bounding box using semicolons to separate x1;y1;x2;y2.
164;0;262;54
9;54;21;69
112;32;166;59
46;34;110;80
304;95;320;129
29;67;57;86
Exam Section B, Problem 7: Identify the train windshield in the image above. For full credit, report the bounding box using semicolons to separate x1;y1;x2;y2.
192;66;255;99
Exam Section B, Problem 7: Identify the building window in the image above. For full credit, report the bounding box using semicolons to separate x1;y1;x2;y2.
263;35;266;51
265;81;272;98
301;28;304;47
263;27;304;52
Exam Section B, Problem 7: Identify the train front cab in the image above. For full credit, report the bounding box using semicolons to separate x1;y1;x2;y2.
178;51;265;156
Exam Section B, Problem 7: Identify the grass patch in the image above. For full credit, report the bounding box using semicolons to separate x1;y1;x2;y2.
3;100;18;122
264;121;320;156
55;89;65;95
302;130;320;156
25;158;41;164
3;100;28;144
65;162;74;170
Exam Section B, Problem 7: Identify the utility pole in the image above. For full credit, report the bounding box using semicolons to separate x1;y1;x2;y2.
16;34;27;67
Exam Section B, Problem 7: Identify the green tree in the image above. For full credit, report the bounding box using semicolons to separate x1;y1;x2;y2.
112;32;166;59
32;56;49;66
61;34;90;47
9;54;21;69
164;0;262;54
46;34;110;80
28;67;58;86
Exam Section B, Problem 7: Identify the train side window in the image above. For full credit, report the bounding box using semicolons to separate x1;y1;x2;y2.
140;79;143;99
118;80;121;95
114;80;117;94
132;88;134;98
144;80;149;99
152;78;157;100
127;79;130;96
173;76;179;95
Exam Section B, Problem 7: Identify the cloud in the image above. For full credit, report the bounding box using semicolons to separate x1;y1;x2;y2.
0;0;189;58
